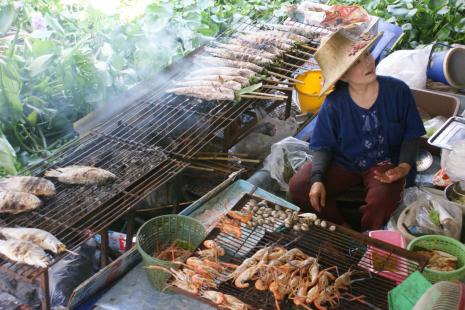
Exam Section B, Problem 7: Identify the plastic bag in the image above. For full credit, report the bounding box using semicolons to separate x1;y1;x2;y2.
402;187;462;240
445;140;465;181
423;116;447;138
230;108;298;160
263;137;312;191
376;45;433;89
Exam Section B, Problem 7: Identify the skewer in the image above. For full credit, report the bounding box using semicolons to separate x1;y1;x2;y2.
264;79;296;86
188;165;215;172
248;91;288;99
270;66;294;74
194;156;260;163
267;71;304;84
261;85;293;91
279;60;304;69
241;94;286;101
285;53;308;62
65;249;79;256
297;43;318;51
293;49;314;57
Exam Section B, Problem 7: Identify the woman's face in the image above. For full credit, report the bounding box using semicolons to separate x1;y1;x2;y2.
342;51;376;86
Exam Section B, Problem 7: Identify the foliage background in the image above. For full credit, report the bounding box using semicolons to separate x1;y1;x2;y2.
0;0;463;175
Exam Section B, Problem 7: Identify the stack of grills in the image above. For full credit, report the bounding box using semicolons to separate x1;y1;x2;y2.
0;17;331;309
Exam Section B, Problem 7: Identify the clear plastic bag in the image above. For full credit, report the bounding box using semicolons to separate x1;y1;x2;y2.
423;116;447;138
402;187;462;240
263;137;312;191
445;140;465;181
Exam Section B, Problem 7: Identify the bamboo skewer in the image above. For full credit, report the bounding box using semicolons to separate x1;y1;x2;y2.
267;71;304;84
197;151;249;157
248;91;287;99
297;43;317;51
293;49;314;57
188;165;215;172
241;94;286;101
65;249;79;256
264;79;296;86
285;53;308;62
280;60;304;69
270;66;294;74
261;85;293;91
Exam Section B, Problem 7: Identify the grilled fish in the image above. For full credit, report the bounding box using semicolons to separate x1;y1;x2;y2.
0;227;65;254
44;165;116;185
229;38;286;56
0;191;42;214
203;47;272;66
173;80;242;91
196;56;262;72
235;34;293;51
182;74;250;87
188;67;256;79
214;43;278;59
0;239;51;268
0;176;56;197
166;86;235;101
264;23;322;39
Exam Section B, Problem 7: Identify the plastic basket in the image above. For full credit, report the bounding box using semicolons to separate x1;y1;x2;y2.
136;215;206;291
407;235;465;283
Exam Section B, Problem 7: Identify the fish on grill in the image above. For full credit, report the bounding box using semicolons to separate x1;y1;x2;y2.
213;42;278;59
0;227;65;254
44;165;116;185
0;176;56;197
203;47;273;66
229;38;286;56
174;80;242;91
264;23;321;39
196;56;262;72
0;191;42;214
187;67;256;79
0;239;51;268
182;74;250;87
233;35;293;52
166;86;235;101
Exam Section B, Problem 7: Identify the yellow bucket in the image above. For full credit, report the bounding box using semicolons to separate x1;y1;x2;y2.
295;70;333;113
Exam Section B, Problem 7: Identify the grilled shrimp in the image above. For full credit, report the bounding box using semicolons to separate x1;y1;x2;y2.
227;210;253;224
234;265;259;288
223;294;249;310
201;290;225;305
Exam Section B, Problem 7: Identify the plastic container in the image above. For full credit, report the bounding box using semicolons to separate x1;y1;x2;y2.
407;235;465;283
359;230;408;284
427;47;465;89
295;70;333;113
136;215;206;291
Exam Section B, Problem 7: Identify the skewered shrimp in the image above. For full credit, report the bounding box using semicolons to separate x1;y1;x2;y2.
227;210;253;224
201;290;225;305
223;294;250;310
216;217;242;238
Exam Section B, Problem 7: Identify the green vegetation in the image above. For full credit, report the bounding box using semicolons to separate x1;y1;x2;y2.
0;0;295;175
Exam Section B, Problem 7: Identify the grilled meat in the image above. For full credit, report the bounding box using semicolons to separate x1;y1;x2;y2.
166;86;235;101
188;67;256;79
0;239;51;268
0;227;65;254
182;74;250;87
0;191;42;214
264;23;321;39
229;38;285;55
234;35;293;52
204;46;272;66
44;165;116;185
196;56;262;72
174;80;242;91
0;176;56;197
214;42;277;59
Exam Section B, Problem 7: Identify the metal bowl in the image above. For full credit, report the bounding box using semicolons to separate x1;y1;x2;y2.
416;149;434;172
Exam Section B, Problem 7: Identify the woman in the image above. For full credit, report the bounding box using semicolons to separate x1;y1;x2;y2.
289;30;426;231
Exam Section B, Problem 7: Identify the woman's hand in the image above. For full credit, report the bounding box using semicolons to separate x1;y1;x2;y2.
374;163;411;183
309;182;326;212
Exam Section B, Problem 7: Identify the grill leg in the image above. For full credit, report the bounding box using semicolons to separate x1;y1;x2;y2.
125;210;135;251
100;228;109;267
39;271;50;310
285;90;292;119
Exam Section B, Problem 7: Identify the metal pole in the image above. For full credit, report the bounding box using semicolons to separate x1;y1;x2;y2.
100;228;109;267
125;209;135;251
38;271;50;310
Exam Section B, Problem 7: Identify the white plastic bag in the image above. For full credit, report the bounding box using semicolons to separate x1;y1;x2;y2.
401;187;462;240
423;116;447;138
263;137;312;191
230;108;298;160
376;45;433;89
445;140;465;181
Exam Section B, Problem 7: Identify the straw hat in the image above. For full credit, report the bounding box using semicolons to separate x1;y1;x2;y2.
315;29;383;96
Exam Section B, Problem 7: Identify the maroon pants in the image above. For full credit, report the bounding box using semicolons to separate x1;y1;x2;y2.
288;162;405;231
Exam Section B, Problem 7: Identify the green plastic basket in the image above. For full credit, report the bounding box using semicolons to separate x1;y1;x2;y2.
136;215;206;291
407;235;465;283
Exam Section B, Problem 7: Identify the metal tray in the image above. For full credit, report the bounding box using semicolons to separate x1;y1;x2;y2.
428;116;465;150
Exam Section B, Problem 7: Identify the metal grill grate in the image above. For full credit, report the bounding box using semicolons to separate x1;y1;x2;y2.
0;17;330;283
174;195;427;310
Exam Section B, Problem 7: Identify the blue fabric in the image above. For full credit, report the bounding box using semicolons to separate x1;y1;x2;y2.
310;76;426;172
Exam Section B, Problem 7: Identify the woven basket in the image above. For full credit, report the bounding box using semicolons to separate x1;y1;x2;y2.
407;235;465;283
136;215;206;290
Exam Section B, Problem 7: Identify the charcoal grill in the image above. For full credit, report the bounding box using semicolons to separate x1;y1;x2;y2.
171;196;427;310
0;17;331;309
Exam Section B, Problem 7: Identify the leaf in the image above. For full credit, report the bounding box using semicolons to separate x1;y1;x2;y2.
429;0;448;11
29;39;57;57
27;54;54;77
27;111;38;126
0;4;16;35
406;8;418;18
0;132;17;175
436;25;451;41
387;5;410;16
236;83;263;95
0;62;22;115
